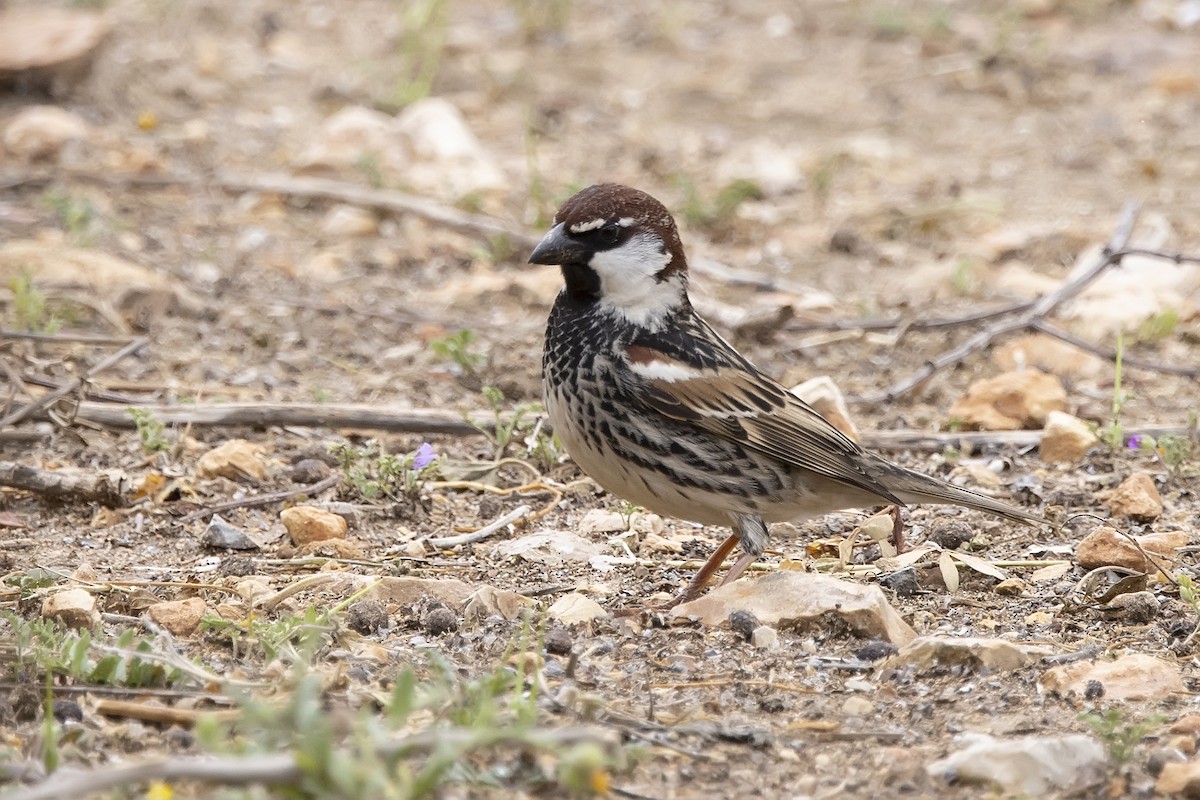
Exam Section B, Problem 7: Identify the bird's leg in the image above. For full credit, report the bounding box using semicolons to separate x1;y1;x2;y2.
674;531;740;605
717;514;769;587
886;504;906;553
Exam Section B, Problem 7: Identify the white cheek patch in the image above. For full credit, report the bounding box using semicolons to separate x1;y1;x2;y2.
589;232;681;329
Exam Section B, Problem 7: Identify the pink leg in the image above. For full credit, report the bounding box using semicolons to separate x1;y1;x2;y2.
675;532;741;604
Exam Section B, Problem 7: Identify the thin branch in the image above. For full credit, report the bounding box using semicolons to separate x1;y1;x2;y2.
0;336;148;428
4;726;616;800
786;299;1036;334
858;424;1197;453
0;330;141;345
0;461;128;506
1030;321;1200;377
425;504;532;548
64;401;485;436
176;473;341;524
866;202;1142;402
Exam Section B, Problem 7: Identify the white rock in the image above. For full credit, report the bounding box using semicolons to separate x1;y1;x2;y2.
578;509;629;534
750;625;779;650
492;532;604;565
715;138;808;197
1038;410;1098;463
320;204;378;238
842;695;874;716
927;733;1105;795
394;97;505;197
672;571;916;644
546;592;607;625
295;105;404;174
3;106;89;159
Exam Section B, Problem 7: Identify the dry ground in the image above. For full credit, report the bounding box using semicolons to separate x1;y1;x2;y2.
2;0;1200;797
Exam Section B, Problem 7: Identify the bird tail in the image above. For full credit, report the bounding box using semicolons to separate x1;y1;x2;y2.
882;463;1046;527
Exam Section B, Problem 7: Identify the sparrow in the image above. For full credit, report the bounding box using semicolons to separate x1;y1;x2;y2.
529;183;1045;604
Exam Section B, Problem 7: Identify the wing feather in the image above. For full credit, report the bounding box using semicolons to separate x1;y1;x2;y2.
624;325;906;505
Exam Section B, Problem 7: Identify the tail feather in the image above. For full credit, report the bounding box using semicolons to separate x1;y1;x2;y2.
881;463;1046;527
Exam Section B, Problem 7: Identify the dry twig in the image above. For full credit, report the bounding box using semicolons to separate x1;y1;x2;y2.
0;336;148;428
0;461;127;506
176;473;341;524
425;504;532;548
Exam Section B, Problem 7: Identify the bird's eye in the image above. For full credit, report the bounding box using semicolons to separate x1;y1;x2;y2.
599;222;620;243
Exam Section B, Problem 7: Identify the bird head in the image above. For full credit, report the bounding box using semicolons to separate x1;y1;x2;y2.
529;184;689;328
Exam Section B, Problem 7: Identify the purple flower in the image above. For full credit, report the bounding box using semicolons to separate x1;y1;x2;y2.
411;443;437;470
1126;434;1145;450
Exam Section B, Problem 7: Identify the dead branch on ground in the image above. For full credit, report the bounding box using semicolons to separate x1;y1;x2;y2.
0;461;128;506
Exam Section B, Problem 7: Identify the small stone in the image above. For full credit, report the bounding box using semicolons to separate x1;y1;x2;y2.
347;599;388;634
578;509;628;533
201;514;260;551
889;636;1050;673
289;458;331;484
1156;760;1200;796
948;369;1067;431
52;698;83;723
855;640;898;661
280;505;348;545
394;97;506;198
994;578;1027;596
1040;653;1185;701
1170;714;1200;736
424;605;459;636
216;557;255;577
927;733;1106;795
751;625;779;650
196;439;267;482
544;624;573;656
41;588;98;629
1105;473;1164;522
1167;735;1197;757
842;695;875;716
546;593;607;625
2;106;89;160
320;204;378;238
675;571;916;645
729;609;760;641
1039;411;1099;463
881;568;920;596
1100;590;1159;623
1076;526;1186;572
234;578;272;604
1025;610;1054;625
0;9;113;92
928;519;973;550
147;597;206;636
1147;747;1188;778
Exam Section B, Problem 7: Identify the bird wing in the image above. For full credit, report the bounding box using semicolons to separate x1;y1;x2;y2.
622;317;907;505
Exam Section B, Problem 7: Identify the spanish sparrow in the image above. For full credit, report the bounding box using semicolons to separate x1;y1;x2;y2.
530;183;1044;604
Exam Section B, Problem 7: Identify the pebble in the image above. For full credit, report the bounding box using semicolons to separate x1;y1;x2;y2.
842;695;875;716
880;568;920;597
729;609;760;641
202;515;260;551
544;624;573;656
424;605;459;636
751;625;779;650
347;599;389;634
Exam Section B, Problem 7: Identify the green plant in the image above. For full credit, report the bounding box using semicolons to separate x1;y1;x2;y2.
3;611;182;687
202;606;334;663
430;329;485;376
1099;329;1131;449
192;642;625;798
387;0;450;108
6;270;60;333
1135;309;1179;343
674;176;763;232
42;191;97;245
472;386;543;461
128;407;170;453
332;441;438;502
950;256;978;295
1079;709;1165;765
